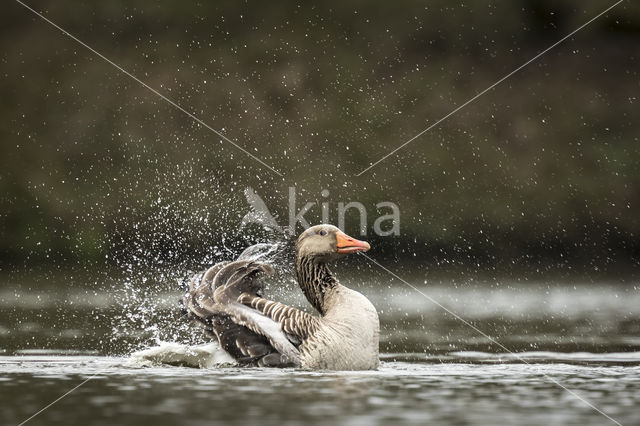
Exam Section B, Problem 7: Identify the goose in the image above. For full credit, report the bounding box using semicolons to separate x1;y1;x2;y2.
182;224;379;370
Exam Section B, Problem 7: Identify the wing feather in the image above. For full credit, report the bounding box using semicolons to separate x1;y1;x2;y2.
182;252;301;367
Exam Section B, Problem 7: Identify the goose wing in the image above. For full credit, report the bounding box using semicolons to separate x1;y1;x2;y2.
183;254;301;367
238;293;320;340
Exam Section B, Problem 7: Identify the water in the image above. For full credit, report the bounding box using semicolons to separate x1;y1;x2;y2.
2;354;639;425
1;275;639;425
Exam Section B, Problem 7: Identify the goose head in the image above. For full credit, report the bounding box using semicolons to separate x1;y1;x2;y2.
295;224;370;263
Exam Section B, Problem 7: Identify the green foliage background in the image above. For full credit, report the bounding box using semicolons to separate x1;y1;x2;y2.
1;1;639;275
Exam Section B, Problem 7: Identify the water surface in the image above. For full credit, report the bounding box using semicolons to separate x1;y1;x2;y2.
1;278;639;425
2;353;639;425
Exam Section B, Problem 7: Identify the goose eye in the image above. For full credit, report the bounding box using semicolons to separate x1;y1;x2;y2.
318;229;327;236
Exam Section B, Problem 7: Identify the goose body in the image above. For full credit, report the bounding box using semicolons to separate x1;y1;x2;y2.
298;285;379;369
182;225;379;370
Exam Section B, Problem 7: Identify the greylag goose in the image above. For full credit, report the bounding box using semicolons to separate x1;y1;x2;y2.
182;224;379;370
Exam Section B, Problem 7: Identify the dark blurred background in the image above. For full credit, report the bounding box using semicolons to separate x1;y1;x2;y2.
1;0;639;280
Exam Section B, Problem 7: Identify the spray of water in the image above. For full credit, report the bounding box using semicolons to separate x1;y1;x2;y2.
103;163;299;354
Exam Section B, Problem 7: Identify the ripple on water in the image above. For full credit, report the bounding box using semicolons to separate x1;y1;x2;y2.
1;355;639;425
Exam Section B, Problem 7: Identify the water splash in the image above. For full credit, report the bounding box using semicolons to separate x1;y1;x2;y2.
105;164;298;354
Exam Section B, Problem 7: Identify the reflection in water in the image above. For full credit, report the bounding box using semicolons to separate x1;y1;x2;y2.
1;355;639;425
1;277;639;425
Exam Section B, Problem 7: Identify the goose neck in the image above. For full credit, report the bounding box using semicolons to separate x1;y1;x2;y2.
295;255;338;315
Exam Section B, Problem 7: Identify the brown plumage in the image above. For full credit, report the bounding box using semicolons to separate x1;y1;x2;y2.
183;224;380;370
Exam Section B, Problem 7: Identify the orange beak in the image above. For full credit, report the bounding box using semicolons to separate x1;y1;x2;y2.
336;231;371;254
